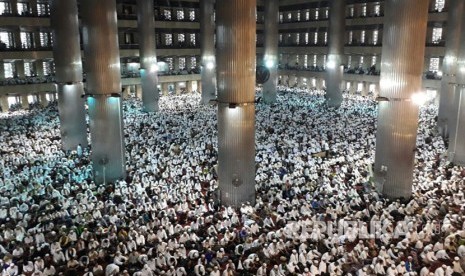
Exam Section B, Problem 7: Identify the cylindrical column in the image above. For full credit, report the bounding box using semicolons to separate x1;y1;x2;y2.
136;84;143;100
173;57;180;72
21;95;29;109
0;61;4;80
122;86;130;99
373;83;380;97
349;81;356;94
161;83;169;96
289;75;297;87
14;28;21;49
50;0;88;151
35;60;44;77
30;0;38;15
361;81;368;96
33;31;41;49
15;60;25;78
196;80;202;94
374;0;429;199
200;0;217;104
217;0;256;207
316;78;324;90
262;0;278;103
10;0;18;15
175;82;182;95
448;10;465;165
81;0;126;184
438;0;465;139
137;0;159;112
186;81;193;93
0;96;9;112
39;93;48;107
325;0;345;107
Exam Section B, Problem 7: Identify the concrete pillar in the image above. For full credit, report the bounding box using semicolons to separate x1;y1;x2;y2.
30;0;37;14
161;82;169;96
361;82;368;96
262;0;278;103
217;0;256;207
0;61;4;80
349;81;356;94
438;0;465;139
15;60;25;78
173;57;180;72
186;57;194;71
200;0;216;103
33;31;41;49
35;60;44;77
128;86;134;98
374;0;429;199
10;0;18;15
325;0;345;107
288;75;297;87
135;84;143;100
281;54;289;67
298;77;306;88
196;80;201;93
373;83;380;97
21;95;29;109
0;96;9;112
316;78;324;90
39;93;48;107
14;28;21;49
50;0;88;151
122;86;130;99
174;82;183;95
186;80;194;93
340;80;347;91
137;0;159;112
289;54;298;68
81;0;126;184
448;7;465;165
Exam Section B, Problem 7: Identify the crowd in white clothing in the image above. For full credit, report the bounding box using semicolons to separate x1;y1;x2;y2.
0;87;464;276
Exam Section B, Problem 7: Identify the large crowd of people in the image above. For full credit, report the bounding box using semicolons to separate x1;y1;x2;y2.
0;87;464;276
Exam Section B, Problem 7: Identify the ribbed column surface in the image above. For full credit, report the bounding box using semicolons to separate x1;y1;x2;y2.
325;0;345;107
200;0;217;104
216;0;256;207
262;0;279;104
218;105;256;206
137;0;159;112
81;0;121;95
81;0;126;184
438;0;465;138
448;12;465;165
216;0;256;104
50;0;88;150
374;0;429;199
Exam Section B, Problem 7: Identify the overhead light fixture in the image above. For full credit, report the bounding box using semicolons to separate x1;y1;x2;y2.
109;93;121;98
375;96;389;102
206;62;215;70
